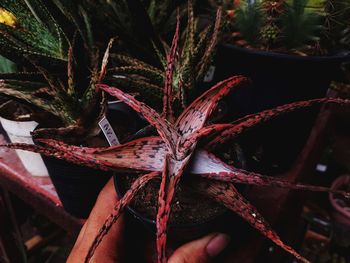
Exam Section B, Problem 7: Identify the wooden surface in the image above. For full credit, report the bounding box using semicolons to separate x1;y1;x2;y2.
0;135;83;236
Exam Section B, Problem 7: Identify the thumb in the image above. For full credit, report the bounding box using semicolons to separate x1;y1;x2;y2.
168;233;230;263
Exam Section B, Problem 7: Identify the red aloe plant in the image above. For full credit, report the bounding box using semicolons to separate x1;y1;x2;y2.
3;22;350;263
5;82;350;263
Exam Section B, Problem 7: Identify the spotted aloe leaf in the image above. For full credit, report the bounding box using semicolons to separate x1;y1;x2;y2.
5;137;167;172
162;12;180;122
84;171;160;263
98;84;179;156
176;75;250;156
205;97;350;149
189;149;350;197
194;180;310;263
156;155;192;263
196;7;222;82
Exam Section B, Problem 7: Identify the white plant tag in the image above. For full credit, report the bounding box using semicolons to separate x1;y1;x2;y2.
203;65;215;82
316;164;327;173
98;116;120;146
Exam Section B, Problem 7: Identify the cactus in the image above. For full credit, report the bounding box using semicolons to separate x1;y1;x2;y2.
215;0;350;55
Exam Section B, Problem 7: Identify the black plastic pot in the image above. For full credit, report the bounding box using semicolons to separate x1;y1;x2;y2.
215;45;350;110
41;156;111;219
37;103;146;219
214;45;350;174
114;175;230;246
113;144;246;245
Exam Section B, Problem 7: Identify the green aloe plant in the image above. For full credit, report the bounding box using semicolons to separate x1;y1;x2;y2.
108;1;223;112
0;0;110;141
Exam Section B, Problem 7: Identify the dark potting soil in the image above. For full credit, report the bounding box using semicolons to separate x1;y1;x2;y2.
118;173;226;225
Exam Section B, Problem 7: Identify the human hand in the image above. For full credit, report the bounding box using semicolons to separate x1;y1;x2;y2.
68;178;230;263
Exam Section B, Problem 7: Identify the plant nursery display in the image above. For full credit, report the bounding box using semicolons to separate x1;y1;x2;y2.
215;0;350;55
0;0;350;262
3;17;350;262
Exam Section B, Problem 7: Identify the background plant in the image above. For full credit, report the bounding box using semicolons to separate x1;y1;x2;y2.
211;0;350;55
0;0;117;141
107;1;223;113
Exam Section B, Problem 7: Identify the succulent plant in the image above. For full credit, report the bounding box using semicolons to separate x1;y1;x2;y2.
0;0;113;141
214;0;350;55
3;20;350;263
108;1;223;112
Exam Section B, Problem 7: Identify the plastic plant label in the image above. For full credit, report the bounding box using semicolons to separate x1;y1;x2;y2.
98;116;120;146
316;164;327;173
203;65;215;82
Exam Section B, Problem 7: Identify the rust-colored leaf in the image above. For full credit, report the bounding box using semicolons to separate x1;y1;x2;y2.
85;171;160;263
176;76;249;156
156;154;192;263
163;12;180;123
98;84;178;155
194;180;310;263
206;97;350;149
37;137;167;172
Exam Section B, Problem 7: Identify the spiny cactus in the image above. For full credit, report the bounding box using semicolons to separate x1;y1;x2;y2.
216;0;349;55
3;21;350;263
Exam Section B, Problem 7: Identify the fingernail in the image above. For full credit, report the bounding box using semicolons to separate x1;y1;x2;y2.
206;233;230;257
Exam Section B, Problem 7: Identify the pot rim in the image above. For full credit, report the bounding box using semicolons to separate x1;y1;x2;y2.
220;44;350;63
113;175;228;229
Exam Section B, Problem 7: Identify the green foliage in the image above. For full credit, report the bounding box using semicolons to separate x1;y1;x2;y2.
0;55;16;73
0;0;106;141
0;0;224;140
220;0;350;55
282;0;324;49
107;2;223;111
0;0;68;67
234;1;265;45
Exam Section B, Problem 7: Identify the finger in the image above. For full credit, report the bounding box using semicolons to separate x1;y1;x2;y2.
68;178;125;263
168;233;230;263
75;178;119;245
